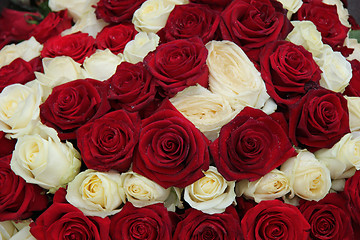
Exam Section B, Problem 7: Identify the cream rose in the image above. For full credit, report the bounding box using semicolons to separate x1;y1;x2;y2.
83;49;123;81
345;37;360;61
66;169;125;218
206;40;270;111
0;220;35;240
276;0;303;18
170;85;239;141
345;96;360;131
236;169;291;203
123;32;160;64
281;150;331;201
0;81;42;138
121;171;182;211
48;0;98;21
184;166;236;214
10;126;81;193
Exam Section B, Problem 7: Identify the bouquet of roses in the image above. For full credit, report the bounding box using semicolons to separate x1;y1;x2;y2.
0;0;360;239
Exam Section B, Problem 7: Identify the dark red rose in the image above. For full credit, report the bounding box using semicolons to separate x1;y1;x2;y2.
298;193;354;240
242;200;310;240
344;170;360;225
41;32;96;64
173;206;242;240
133;100;210;188
107;62;156;113
95;23;137;54
220;0;293;62
30;188;110;240
344;59;360;97
294;0;349;49
110;202;173;240
77;110;140;172
210;107;296;181
190;0;232;10
260;40;322;106
95;0;146;24
32;10;72;44
349;15;360;30
235;197;257;219
0;155;48;221
144;37;209;98
0;58;35;93
40;79;111;140
0;131;16;157
159;3;220;44
288;87;350;152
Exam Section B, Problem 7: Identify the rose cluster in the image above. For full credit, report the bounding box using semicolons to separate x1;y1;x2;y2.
0;0;360;239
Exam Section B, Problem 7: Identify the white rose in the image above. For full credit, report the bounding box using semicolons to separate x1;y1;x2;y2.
0;81;42;138
286;21;324;58
0;220;35;240
316;45;352;93
345;96;360;132
10;126;81;193
281;150;331;201
315;132;360;179
170;85;238;141
0;37;42;68
123;32;160;64
236;169;291;203
276;0;303;18
121;171;182;211
184;166;236;214
344;37;360;61
66;169;125;218
0;221;17;240
206;40;270;111
322;0;350;28
48;0;98;21
83;49;123;81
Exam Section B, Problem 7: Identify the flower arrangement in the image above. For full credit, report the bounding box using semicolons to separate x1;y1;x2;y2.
0;0;360;239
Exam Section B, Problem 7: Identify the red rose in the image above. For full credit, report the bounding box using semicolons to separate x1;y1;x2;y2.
144;37;209;98
159;3;220;44
133;100;210;188
41;32;96;64
190;0;232;10
288;88;350;152
242;200;310;240
0;131;16;157
110;202;173;240
294;0;349;49
0;58;35;93
77;110;140;172
32;10;72;44
344;170;360;225
220;0;293;62
95;23;137;55
95;0;146;24
106;62;157;113
343;59;360;97
30;188;110;240
173;206;242;240
260;40;322;107
0;155;48;221
40;79;111;140
298;193;354;240
210;107;296;181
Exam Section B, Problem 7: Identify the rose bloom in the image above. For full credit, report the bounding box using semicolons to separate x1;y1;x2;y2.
133;100;210;189
288;87;350;152
30;188;110;240
281;150;331;201
109;202;173;240
48;0;98;21
77;110;140;172
0;219;36;240
241;200;310;240
344;59;360;97
0;131;16;157
220;0;293;62
346;96;360;132
184;166;236;214
41;32;96;64
260;40;322;107
344;170;360;226
66;169;126;218
298;193;354;240
123;32;160;64
173;206;242;240
210;107;296;181
0;155;48;221
144;37;208;98
206;40;269;111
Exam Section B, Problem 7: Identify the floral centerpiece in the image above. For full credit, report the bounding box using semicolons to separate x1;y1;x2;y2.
0;0;360;239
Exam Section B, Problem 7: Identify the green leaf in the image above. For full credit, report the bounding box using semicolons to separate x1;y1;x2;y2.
38;0;51;18
349;30;360;43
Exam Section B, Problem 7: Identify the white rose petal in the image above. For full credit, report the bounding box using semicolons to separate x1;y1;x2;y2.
276;0;303;18
48;0;98;21
345;96;360;132
344;37;360;61
0;221;17;240
206;40;270;111
184;166;236;214
331;179;346;192
123;32;160;64
281;150;331;201
66;169;125;217
0;220;35;240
